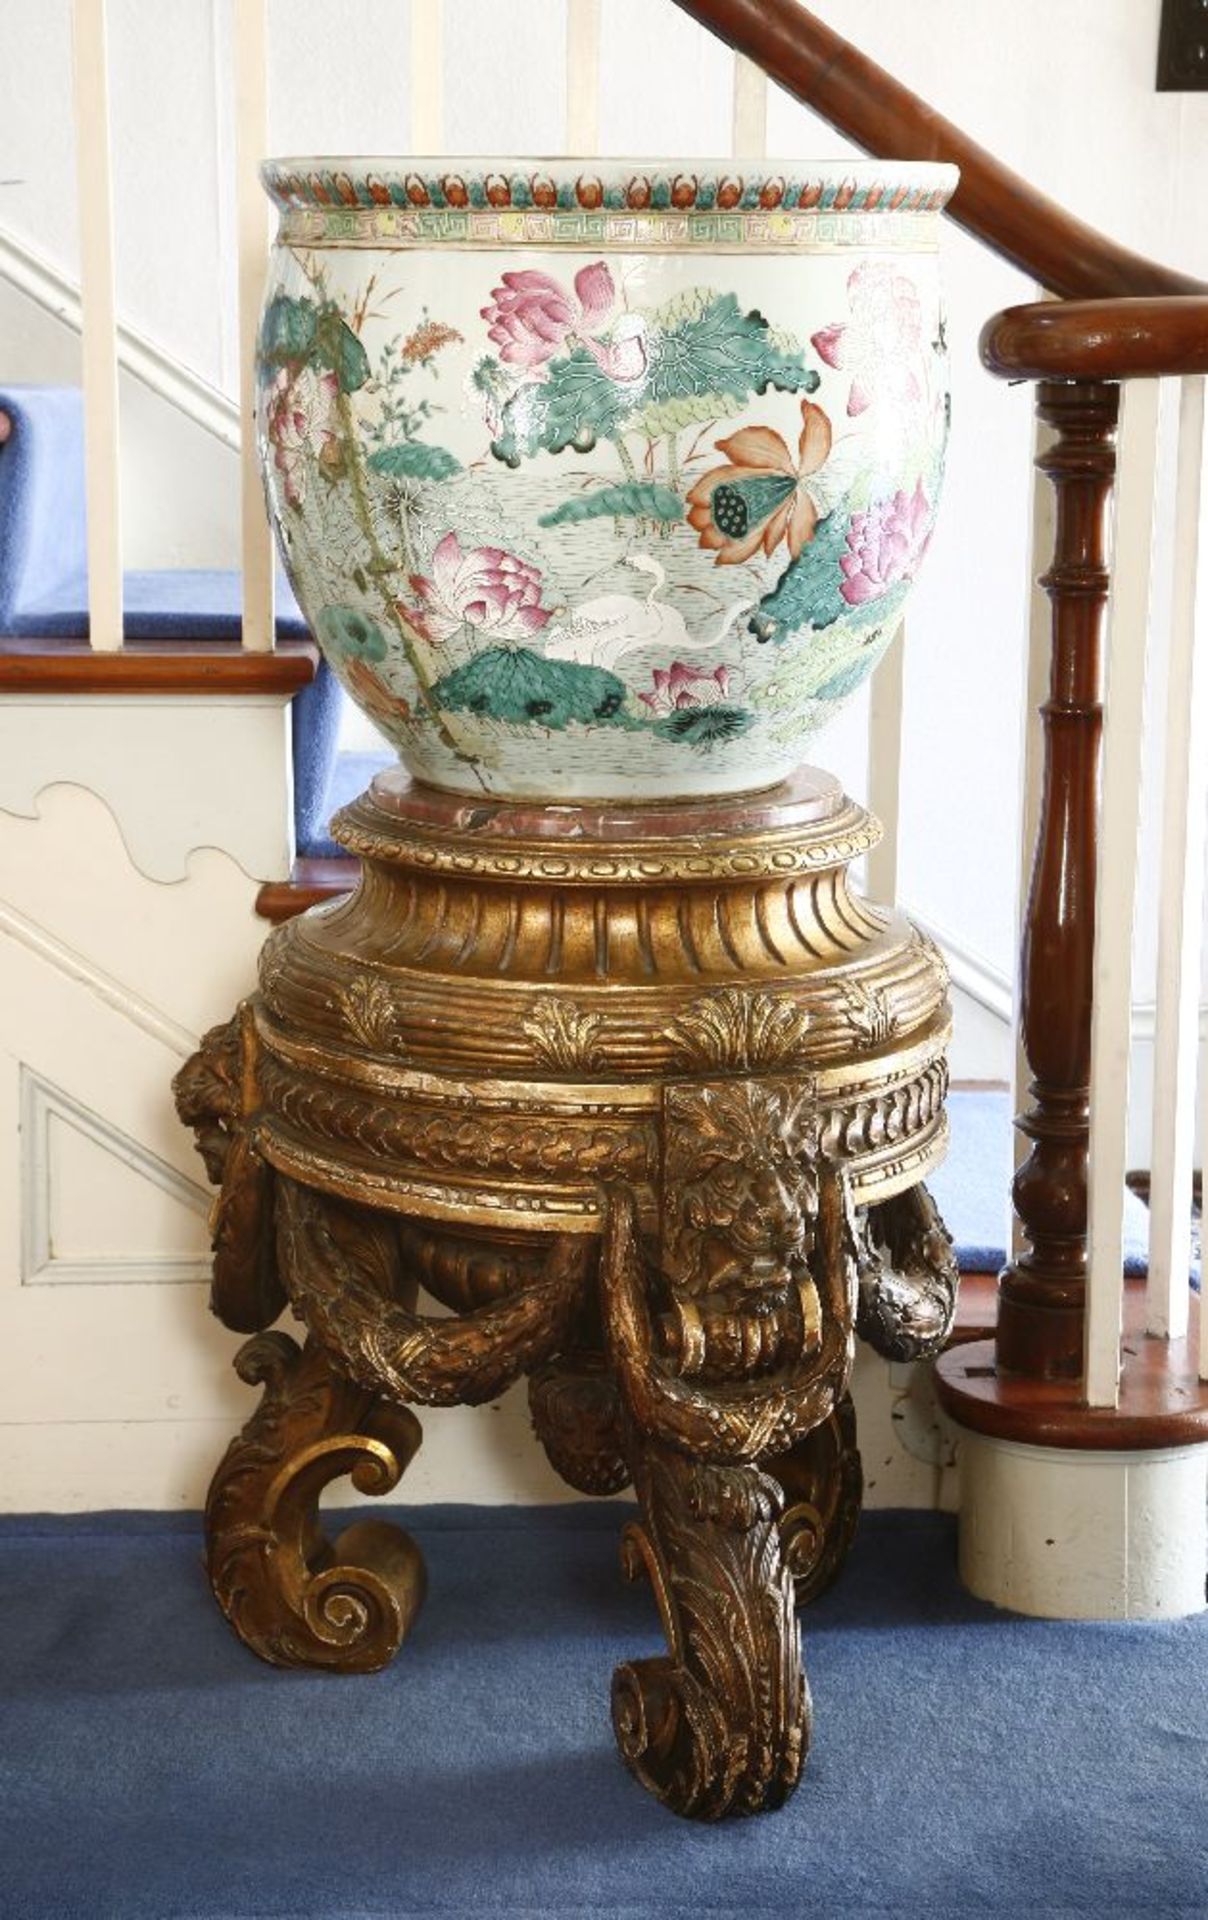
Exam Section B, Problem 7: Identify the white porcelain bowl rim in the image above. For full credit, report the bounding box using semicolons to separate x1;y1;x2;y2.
262;155;958;199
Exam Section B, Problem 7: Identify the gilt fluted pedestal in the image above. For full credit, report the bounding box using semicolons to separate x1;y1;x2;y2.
175;765;957;1819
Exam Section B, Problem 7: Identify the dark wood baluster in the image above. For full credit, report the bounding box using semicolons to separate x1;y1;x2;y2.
997;379;1120;1379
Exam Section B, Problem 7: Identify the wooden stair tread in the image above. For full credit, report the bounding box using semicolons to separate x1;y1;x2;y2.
935;1285;1208;1450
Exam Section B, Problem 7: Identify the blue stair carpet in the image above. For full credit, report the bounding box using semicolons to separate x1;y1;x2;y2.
0;1505;1205;1920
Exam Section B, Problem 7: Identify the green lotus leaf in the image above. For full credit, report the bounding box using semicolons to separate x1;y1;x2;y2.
491;349;631;466
368;443;463;480
432;646;634;730
627;390;744;439
538;483;682;527
748;511;852;643
317;604;389;663
813;655;877;701
313;303;371;393
259;294;317;369
644;292;820;408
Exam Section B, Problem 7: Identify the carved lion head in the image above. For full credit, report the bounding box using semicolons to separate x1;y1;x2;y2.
662;1080;819;1306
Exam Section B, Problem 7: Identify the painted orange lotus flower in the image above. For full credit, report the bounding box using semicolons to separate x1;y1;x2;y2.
686;399;833;565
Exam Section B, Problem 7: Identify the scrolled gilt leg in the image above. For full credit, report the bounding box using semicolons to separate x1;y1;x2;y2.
857;1180;959;1362
766;1391;863;1607
600;1159;852;1819
613;1433;807;1820
205;1330;426;1672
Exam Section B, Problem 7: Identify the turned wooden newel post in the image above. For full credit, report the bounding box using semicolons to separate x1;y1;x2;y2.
997;379;1120;1378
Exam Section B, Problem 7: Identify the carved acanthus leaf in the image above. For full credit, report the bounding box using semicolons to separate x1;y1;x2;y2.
839;978;899;1050
340;974;404;1053
613;1436;807;1818
667;989;812;1071
521;997;606;1073
257;927;293;1015
909;923;951;996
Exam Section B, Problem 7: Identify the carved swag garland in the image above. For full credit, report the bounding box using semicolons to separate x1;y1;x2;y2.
174;1004;956;1821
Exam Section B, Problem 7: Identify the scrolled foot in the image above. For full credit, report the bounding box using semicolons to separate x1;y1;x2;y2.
857;1181;959;1362
205;1330;425;1672
613;1439;808;1820
766;1392;862;1607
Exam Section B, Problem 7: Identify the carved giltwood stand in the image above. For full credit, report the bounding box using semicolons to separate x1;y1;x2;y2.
175;766;956;1819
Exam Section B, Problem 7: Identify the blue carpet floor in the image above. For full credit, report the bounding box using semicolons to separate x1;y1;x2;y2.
0;1507;1205;1920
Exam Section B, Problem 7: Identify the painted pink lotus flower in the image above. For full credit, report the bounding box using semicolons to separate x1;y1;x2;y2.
840;480;932;606
265;365;341;506
638;661;734;715
481;261;618;370
408;531;551;643
811;261;924;417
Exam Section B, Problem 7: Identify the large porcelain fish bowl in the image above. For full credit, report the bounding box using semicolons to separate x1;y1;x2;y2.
257;158;956;800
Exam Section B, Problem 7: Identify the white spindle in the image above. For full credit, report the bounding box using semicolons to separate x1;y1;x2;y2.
731;52;767;156
1012;406;1059;1256
71;0;123;652
566;0;600;154
410;0;443;152
234;0;273;653
1151;378;1208;1341
866;624;905;902
1085;379;1162;1407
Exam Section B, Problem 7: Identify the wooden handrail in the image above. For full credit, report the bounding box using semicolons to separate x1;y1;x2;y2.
673;0;1207;301
983;298;1208;382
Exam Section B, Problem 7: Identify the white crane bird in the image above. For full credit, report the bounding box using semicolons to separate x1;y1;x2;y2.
541;555;746;669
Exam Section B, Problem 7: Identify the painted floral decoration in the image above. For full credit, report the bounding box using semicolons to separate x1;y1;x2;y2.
255;192;949;794
482;262;620;371
638;661;735;714
840;480;933;606
315;605;412;726
265;364;341;506
811;260;924;416
687;400;833;565
409;531;552;644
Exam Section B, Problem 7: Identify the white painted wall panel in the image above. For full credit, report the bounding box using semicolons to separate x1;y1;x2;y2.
107;0;230;392
597;0;732;156
266;0;414;156
442;0;568;155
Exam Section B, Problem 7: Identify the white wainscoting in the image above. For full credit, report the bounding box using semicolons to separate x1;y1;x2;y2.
0;698;296;883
